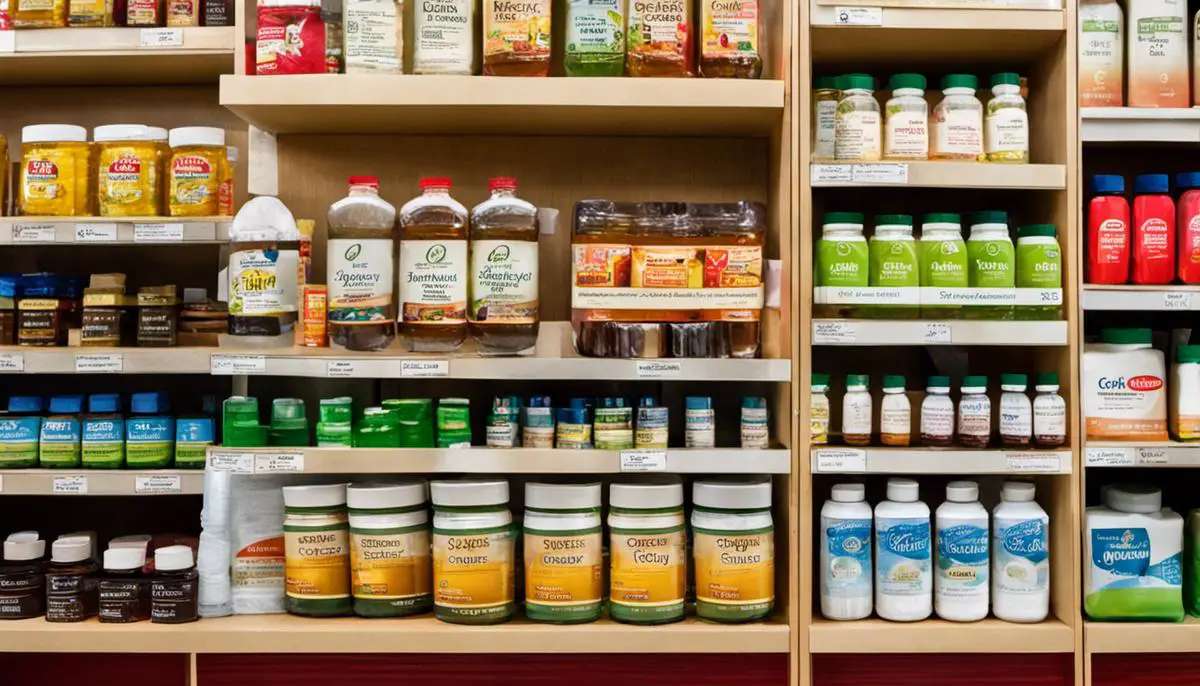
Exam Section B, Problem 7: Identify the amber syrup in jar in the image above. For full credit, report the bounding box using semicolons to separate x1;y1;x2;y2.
327;176;397;352
469;178;539;354
398;178;469;352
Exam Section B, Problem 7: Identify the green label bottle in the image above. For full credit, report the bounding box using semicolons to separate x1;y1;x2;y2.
1015;224;1062;320
919;214;968;319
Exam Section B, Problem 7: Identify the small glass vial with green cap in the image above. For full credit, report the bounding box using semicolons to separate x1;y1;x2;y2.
999;373;1032;447
884;73;928;160
932;74;983;161
842;375;872;446
921;376;955;446
957;376;991;448
1033;372;1066;447
835;74;881;161
268;398;309;447
317;397;353;447
880;375;911;446
985;72;1028;164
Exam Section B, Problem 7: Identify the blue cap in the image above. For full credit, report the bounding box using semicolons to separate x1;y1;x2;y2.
569;398;589;410
743;396;767;409
686;396;713;410
528;396;551;408
48;395;84;414
131;391;168;414
88;394;121;413
0;276;18;298
1091;175;1124;194
1177;172;1200;190
556;407;588;425
639;396;659;408
177;417;214;442
20;272;57;297
1134;174;1169;194
8;396;42;413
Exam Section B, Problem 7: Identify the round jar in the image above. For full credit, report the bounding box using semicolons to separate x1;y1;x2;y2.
20;124;91;217
608;477;686;625
522;482;603;624
282;483;352;617
168;126;226;217
430;479;514;625
880;375;911;446
691;478;774;623
347;481;432;618
842;374;872;446
95;124;160;218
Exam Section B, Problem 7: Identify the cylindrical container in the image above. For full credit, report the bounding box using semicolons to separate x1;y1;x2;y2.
150;545;199;624
99;547;149;623
523;482;603;624
921;375;955;447
468;177;539;353
283;483;352;617
94;124;160;217
1015;224;1063;320
608;478;686;625
1088;174;1131;284
691;478;774;623
348;481;432;618
883;73;928;160
1132;173;1176;285
1033;372;1067;447
1176;172;1200;284
327;175;397;352
992;481;1050;623
398;178;468;352
842;374;872;446
45;536;98;623
957;376;991;448
431;479;514;625
168;126;226;217
820;483;872;621
811;375;830;445
934;481;989;622
685;396;716;448
880;375;911;446
999;373;1033;447
874;478;931;622
0;538;46;619
20;124;91;217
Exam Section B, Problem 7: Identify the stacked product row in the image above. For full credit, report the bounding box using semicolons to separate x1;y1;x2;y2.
1086;173;1200;285
6;0;232;27
1078;0;1199;107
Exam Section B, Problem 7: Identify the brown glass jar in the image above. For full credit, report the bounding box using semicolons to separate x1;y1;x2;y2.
17;298;63;346
45;537;99;623
81;288;133;347
150;545;198;624
99;547;150;623
202;0;231;24
0;538;47;620
137;285;179;347
469;177;539;354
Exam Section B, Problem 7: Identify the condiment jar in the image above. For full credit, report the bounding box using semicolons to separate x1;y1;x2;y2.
1033;372;1067;447
880;375;911;446
957;375;991;448
0;537;47;620
842;374;872;446
811;373;830;445
151;545;198;623
168;126;226;217
920;375;955;447
999;373;1032;447
884;73;928;160
19;124;91;217
95;124;160;217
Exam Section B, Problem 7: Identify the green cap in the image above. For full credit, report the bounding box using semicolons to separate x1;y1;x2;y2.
889;73;926;91
970;210;1008;226
882;375;906;390
1179;345;1200;363
923;212;961;225
962;375;987;389
991;72;1020;87
812;373;831;387
1017;224;1056;238
270;398;306;427
823;212;864;225
814;76;838;90
1101;328;1152;345
1001;373;1028;387
319;397;352;424
846;374;869;388
941;74;978;90
841;74;874;91
927;375;951;389
875;214;913;227
223;396;259;424
1036;372;1059;386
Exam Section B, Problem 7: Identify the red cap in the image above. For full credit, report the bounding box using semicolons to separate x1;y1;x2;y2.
490;177;517;192
348;176;379;187
420;177;452;190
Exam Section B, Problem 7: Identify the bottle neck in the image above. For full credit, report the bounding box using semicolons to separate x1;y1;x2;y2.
422;187;450;196
491;188;515;198
350;184;379;196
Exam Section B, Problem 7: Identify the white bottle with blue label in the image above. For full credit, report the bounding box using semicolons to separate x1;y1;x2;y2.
935;480;989;622
875;478;932;621
992;481;1049;623
820;483;873;620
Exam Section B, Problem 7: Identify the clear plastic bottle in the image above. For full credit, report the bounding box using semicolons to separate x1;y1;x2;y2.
999;373;1032;447
931;74;984;161
812;76;840;162
1033;372;1067;447
398;178;469;352
957;376;992;448
327;176;397;352
880;375;910;446
810;373;830;445
842;374;871;446
469;178;539;354
884;73;928;160
920;375;955;446
985;73;1029;164
834;74;881;161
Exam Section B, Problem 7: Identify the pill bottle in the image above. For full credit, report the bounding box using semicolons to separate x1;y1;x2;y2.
812;76;839;162
99;547;149;623
984;72;1029;163
934;480;989;622
820;483;872;621
524;482;603;624
1088;174;1131;284
635;396;668;449
740;396;769;448
431;479;514;625
692;478;774;623
999;373;1033;447
348;481;432;618
151;545;199;624
931;74;984;161
884;73;929;160
523;396;555;448
1033;372;1067;447
283;483;352;617
842;374;872;446
920;376;955;447
874;478;931;622
609;478;686;625
992;481;1050;623
685;396;716;448
45;536;98;623
0;537;47;619
957;376;992;448
834;74;881;161
810;374;830;445
880;375;911;446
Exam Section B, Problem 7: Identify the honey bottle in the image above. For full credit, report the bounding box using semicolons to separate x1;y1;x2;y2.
398;178;468;352
468;177;539;353
626;0;692;76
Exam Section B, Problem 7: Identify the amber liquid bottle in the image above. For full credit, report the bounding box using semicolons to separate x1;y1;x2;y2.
398;178;469;352
481;0;552;75
468;178;539;353
327;176;397;352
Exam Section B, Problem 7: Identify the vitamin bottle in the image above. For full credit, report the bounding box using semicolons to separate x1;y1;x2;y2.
985;73;1029;163
931;74;983;161
874;478;931;622
685;396;716;448
740;396;769;448
563;0;626;76
820;483;872;621
934;480;989;623
834;74;881;161
150;545;198;624
920;376;954;447
98;547;149;623
880;375;910;446
348;481;432;618
0;537;46;619
45;537;98;623
966;210;1015;320
524;482;603;624
609;478;686;625
431;479;514;624
283;483;352;617
635;396;668;448
1080;0;1124;106
0;396;42;469
399;178;468;352
1126;0;1187;107
557;402;592;449
19;124;91;217
815;212;867;318
469;177;539;353
1015;225;1063;320
14;0;66;27
626;0;692;76
869;214;918;319
698;0;760;78
1176;172;1200;284
812;76;839;162
40;394;83;468
82;393;125;469
992;481;1049;623
919;213;968;319
810;374;830;445
999;373;1033;447
1088;175;1131;284
327;176;397;352
883;73;928;161
1033;372;1067;447
482;0;551;76
692;478;774;623
1132;173;1176;285
412;0;476;74
957;376;991;448
126;391;174;469
168;126;225;217
842;374;871;446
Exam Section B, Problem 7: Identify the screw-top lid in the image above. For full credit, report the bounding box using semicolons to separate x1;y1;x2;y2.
685;396;713;410
282;483;347;509
831;483;866;503
693;477;772;510
743;396;767;409
51;537;91;563
961;375;987;391
93;124;152;142
923;212;961;225
811;373;830;388
490;177;517;192
823;211;864;226
1017;224;1056;238
23;124;87;144
1001;481;1036;502
1101;327;1152;345
103;547;145;571
1104;483;1162;514
109;534;151;549
6;531;38;543
1134;173;1169;194
882;375;906;391
420;177;451;189
814;75;839;90
1179;345;1200;363
146;126;168;141
1176;172;1200;190
4;539;45;561
1001;373;1028;389
969;210;1007;226
845;373;869;390
131;391;168;414
888;73;926;91
87;393;121;413
169;126;225;148
526;482;602;510
1091;174;1125;194
886;477;920;502
8;396;41;413
946;480;979;502
991;72;1020;87
875;214;913;227
431;479;509;507
941;74;978;90
48;394;84;414
155;545;194;572
347;480;427;510
348;175;379;187
610;476;684;509
927;375;951;391
841;74;874;91
1035;371;1060;388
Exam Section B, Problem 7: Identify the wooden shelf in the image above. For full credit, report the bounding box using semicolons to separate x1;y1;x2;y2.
0;615;790;654
809;617;1075;654
811;446;1071;474
1081;107;1200;144
1085;442;1200;467
809;3;1064;29
0;217;231;245
219;74;786;136
810;162;1067;189
810;319;1068;346
0;469;202;495
1085;619;1200;653
1081;284;1200;311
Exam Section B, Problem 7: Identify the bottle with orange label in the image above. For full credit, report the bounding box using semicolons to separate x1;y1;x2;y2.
282;484;353;617
431;479;515;625
691;478;774;623
95;125;160;218
168;126;226;217
19;125;92;217
348;481;433;618
523;482;603;624
608;478;686;625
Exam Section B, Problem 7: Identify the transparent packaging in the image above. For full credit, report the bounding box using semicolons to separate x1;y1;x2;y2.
626;0;692;76
469;178;539;354
931;74;984;161
985;72;1030;163
398;178;468;352
698;0;761;78
20;125;92;217
327;176;397;352
812;76;839;162
883;73;928;161
482;0;551;76
14;0;66;27
834;74;881;161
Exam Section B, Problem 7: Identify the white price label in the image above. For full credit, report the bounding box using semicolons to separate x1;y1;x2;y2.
1005;452;1062;473
0;353;23;372
0;31;14;54
813;320;857;344
12;223;56;243
636;361;682;378
326;360;357;377
75;354;123;373
206;450;255;474
813;448;867;473
834;5;882;24
923;323;952;344
255;452;305;473
140;28;184;48
0;474;4;492
1164;292;1193;310
53;476;88;495
400;360;448;377
75;223;119;243
851;164;908;184
134;223;184;243
811;164;854;184
211;354;266;374
1085;447;1134;467
135;474;183;494
620;450;667;472
1135;447;1169;465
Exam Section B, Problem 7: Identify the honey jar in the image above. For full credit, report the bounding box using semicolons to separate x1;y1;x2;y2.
19;125;91;217
95;124;160;218
167;126;225;217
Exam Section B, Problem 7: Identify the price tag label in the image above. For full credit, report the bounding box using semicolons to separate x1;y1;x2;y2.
923;322;952;344
53;476;88;495
211;354;266;374
636;361;682;378
12;223;56;243
1006;452;1063;473
134;223;184;243
1135;447;1170;465
811;164;853;184
813;448;868;473
0;31;15;54
135;474;183;494
1164;292;1193;310
1085;447;1135;467
0;474;4;492
326;360;357;377
620;450;667;472
75;223;119;243
255;452;305;473
813;320;857;344
400;360;448;377
834;6;882;24
206;450;256;474
75;354;123;373
140;28;184;48
851;164;908;184
0;353;23;372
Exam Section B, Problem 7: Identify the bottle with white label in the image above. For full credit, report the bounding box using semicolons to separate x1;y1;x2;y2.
884;73;928;161
1033;372;1067;447
992;481;1049;623
344;0;402;73
875;478;931;622
935;480;989;622
920;375;955;446
811;374;830;445
999;373;1033;447
469;178;539;354
835;74;881;161
880;375;910;446
398;178;468;352
985;73;1029;164
842;374;872;446
957;375;991;448
820;483;873;621
931;74;983;161
411;0;477;74
327;176;396;352
813;76;839;162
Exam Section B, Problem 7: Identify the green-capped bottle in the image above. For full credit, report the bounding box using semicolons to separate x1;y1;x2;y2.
869;214;919;319
816;212;868;318
1015;224;1062;321
919;213;968;319
966;210;1015;320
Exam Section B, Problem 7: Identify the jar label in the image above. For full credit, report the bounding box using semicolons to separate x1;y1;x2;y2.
919;238;968;287
22;151;76;211
233;536;285;589
170;152;220;210
967;239;1015;288
693;528;773;620
985;107;1029;155
875;517;931;598
0;417;39;468
99;147;156;213
230;248;300;317
870;238;919;287
1016;241;1061;288
835;110;882;161
344;0;401;72
817;239;869;288
413;0;475;73
126;417;174;468
884;110;928;159
822;517;872;599
933;108;983;158
609;525;686;620
957;398;991;439
328;238;396;326
814;100;837;159
484;0;551;60
629;0;687;47
566;0;624;56
398;239;467;325
523;530;603;621
350;526;432;601
285;523;351;600
920;399;955;439
432;528;515;620
700;0;758;58
39;418;81;467
994;517;1048;598
935;522;989;600
469;239;539;325
999;394;1033;439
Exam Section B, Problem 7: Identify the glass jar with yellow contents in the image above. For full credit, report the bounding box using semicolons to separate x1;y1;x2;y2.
95;124;160;218
14;0;67;28
20;125;91;217
168;126;225;217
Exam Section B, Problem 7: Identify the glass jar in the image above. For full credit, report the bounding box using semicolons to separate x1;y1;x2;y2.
430;479;515;625
563;0;625;76
880;374;910;446
126;0;163;25
842;373;871;446
698;0;760;78
920;375;954;446
811;373;830;444
834;74;881;161
626;0;693;76
482;0;551;76
1033;372;1066;447
931;74;984;161
957;375;991;448
691;478;774;623
999;372;1032;447
469;177;539;353
327;176;397;352
523;482;603;624
168;126;225;217
14;0;66;27
985;72;1029;163
812;76;839;162
68;0;111;26
608;478;686;625
398;178;468;352
883;73;928;161
136;285;179;347
147;127;170;216
698;200;766;358
20;124;91;217
95;124;160;218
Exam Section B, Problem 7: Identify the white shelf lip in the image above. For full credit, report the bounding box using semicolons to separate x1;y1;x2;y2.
810;617;1075;654
0;469;203;496
1082;107;1200;143
810;319;1068;346
809;3;1064;29
1085;619;1200;653
1082;284;1200;310
810;162;1067;189
2;26;237;54
0;217;231;245
1085;441;1200;467
811;446;1071;474
814;287;1061;307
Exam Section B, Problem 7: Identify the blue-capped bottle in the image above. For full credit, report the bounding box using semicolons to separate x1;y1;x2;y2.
0;275;19;345
523;396;554;448
40;395;84;468
0;396;43;468
635;397;668;449
684;396;715;448
126;392;175;469
18;272;64;346
556;399;591;449
82;394;125;469
741;397;769;448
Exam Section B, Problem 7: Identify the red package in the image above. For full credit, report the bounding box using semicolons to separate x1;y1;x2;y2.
256;0;325;75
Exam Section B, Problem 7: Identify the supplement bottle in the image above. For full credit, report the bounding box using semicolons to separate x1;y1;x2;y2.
0;396;41;468
563;0;625;76
957;376;991;448
834;74;882;162
283;483;352;617
469;177;539;353
82;393;125;469
692;478;774;623
874;478;931;622
524;396;555;447
820;483;872;621
931;74;983;161
992;481;1049;623
741;397;769;448
1033;372;1067;447
99;547;149;623
810;374;830;445
327;176;397;352
482;0;551;75
398;178;468;352
1176;172;1200;284
919;213;968;319
151;545;198;624
1015;224;1063;320
1080;0;1124;106
1175;345;1200;440
698;0;760;78
1126;0;1187;107
0;538;46;619
920;375;955;446
934;480;989;622
635;396;668;449
14;0;66;26
1084;327;1168;441
1132;173;1176;284
883;73;928;160
815;212;868;318
557;404;592;449
685;396;716;448
967;210;1015;320
594;397;634;450
168;126;226;217
842;374;872;446
125;391;174;469
40;394;83;468
812;76;839;162
984;73;1029;163
609;478;686;624
626;0;692;76
524;482;603;624
348;481;432;618
869;214;919;319
45;537;98;623
1088;175;1131;284
879;375;911;446
999;373;1033;447
431;479;515;624
412;0;476;74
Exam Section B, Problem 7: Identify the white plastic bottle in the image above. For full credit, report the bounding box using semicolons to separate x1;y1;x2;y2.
934;480;989;622
999;373;1033;447
992;481;1049;623
874;478;931;622
820;483;873;621
842;374;872;446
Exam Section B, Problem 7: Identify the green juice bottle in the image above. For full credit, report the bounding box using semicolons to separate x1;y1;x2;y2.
1015;224;1062;321
316;397;353;447
919;213;968;319
966;210;1015;320
868;214;919;319
222;396;268;447
562;0;626;76
816;212;868;318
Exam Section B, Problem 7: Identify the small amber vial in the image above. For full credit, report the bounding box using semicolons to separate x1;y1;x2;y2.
468;177;539;353
95;125;160;218
14;0;67;28
19;124;91;217
168;126;225;217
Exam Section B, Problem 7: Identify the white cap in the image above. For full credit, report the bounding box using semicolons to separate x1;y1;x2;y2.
6;530;39;543
23;124;87;144
1001;481;1036;502
526;482;601;510
430;479;508;507
1104;484;1162;514
887;478;920;503
283;483;347;508
147;127;168;142
946;480;979;502
110;534;151;550
155;545;194;571
169;126;225;148
693;477;772;510
831;483;865;503
52;537;92;563
104;547;146;571
4;539;45;561
347;481;427;510
94;124;151;142
610;477;684;509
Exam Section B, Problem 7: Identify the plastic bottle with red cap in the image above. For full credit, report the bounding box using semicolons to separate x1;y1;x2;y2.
1132;174;1176;285
1177;172;1200;284
1088;174;1130;284
469;177;539;353
398;177;469;352
326;175;397;351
